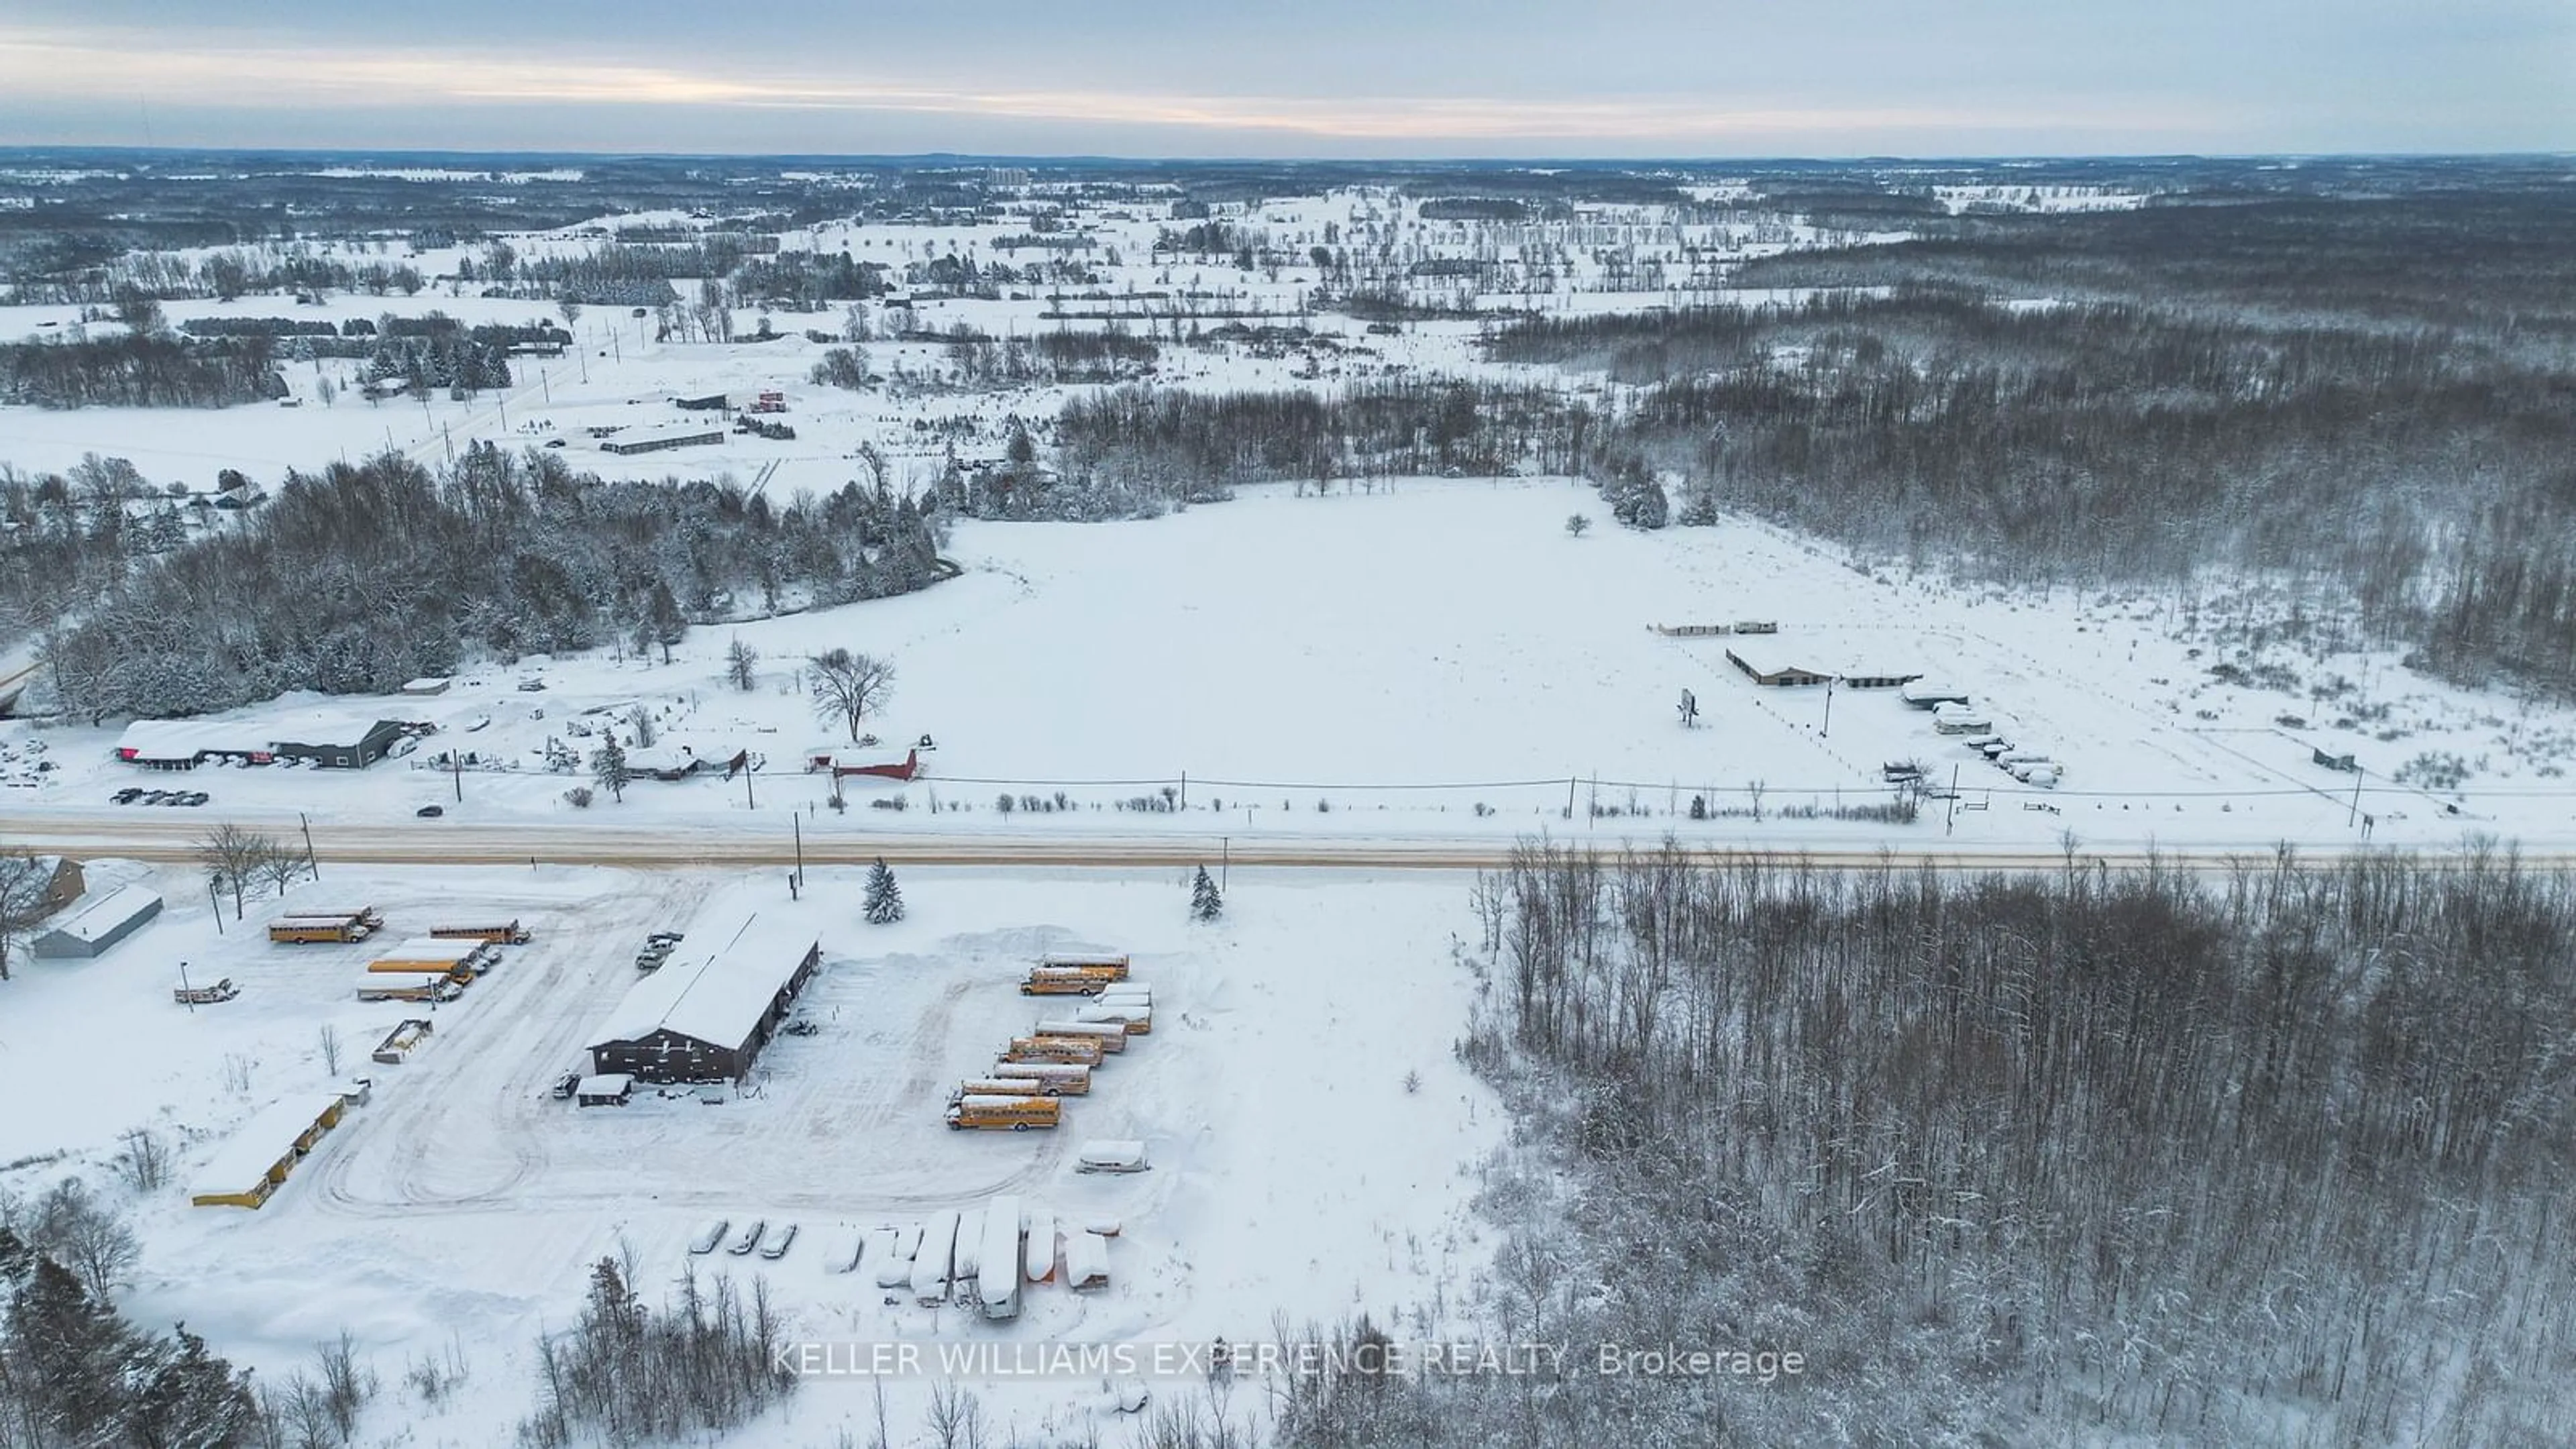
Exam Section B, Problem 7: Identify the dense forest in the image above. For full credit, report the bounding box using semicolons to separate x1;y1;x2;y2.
1487;190;2576;698
0;333;286;408
1054;378;1591;498
32;446;946;720
1251;843;2576;1447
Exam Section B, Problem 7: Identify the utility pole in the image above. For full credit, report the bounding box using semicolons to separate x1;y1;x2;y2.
1822;677;1836;739
451;745;463;802
1179;770;1187;810
300;812;319;879
207;878;223;934
792;814;805;894
1222;837;1229;891
1945;765;1960;837
745;760;756;811
178;959;195;1013
2349;767;2364;830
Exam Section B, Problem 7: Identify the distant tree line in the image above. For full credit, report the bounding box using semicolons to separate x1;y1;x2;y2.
40;445;946;720
0;333;284;408
1257;841;2576;1446
1493;282;2576;696
1053;379;1592;500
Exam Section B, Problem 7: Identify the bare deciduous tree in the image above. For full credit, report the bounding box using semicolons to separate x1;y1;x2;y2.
196;823;278;922
31;1179;138;1300
0;847;54;981
807;649;896;743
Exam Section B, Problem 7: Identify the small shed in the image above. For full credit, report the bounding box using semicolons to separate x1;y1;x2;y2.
399;677;452;696
575;1074;635;1107
31;885;162;959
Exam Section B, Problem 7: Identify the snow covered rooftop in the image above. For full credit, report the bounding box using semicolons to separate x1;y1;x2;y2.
37;884;160;946
115;711;404;760
370;937;482;964
586;907;821;1051
191;1091;350;1201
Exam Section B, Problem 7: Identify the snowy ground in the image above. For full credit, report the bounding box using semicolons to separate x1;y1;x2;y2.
2;860;1498;1445
5;477;2566;855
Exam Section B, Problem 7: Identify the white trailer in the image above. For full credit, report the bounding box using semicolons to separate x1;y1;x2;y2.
989;1061;1091;1095
1075;1140;1151;1174
1022;1208;1057;1283
873;1226;916;1289
976;1196;1024;1320
910;1211;959;1305
1072;1002;1152;1034
1064;1230;1112;1291
1032;1020;1128;1053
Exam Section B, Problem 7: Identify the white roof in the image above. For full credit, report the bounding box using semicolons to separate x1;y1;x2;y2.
370;937;480;964
1723;640;1823;678
116;712;395;759
38;885;159;945
586;908;820;1051
116;718;268;759
1077;1140;1148;1167
191;1091;348;1198
576;1074;633;1095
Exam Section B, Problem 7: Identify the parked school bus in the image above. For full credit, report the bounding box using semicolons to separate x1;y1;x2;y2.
990;1061;1091;1095
1036;952;1129;981
270;916;373;945
945;1095;1062;1132
1073;1002;1152;1035
366;938;494;976
354;973;462;1004
1031;1020;1130;1053
1004;1036;1105;1067
957;1078;1047;1099
1020;966;1116;996
430;921;532;945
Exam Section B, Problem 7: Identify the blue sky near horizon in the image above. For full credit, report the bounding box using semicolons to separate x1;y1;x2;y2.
1;3;2569;158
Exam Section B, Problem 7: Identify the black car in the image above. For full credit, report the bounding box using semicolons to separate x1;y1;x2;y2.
111;787;144;804
417;804;445;818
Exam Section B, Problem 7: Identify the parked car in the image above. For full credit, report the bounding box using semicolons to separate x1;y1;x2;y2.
416;804;445;818
111;787;144;804
179;792;209;806
550;1071;581;1099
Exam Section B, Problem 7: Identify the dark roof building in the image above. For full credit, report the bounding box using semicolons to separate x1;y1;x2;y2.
586;909;822;1083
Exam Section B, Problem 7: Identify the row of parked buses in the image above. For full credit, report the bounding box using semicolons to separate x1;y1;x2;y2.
948;955;1155;1131
265;916;543;1003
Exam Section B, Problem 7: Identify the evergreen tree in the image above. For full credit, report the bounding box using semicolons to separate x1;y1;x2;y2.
127;1324;259;1449
590;737;631;804
863;857;904;924
5;1257;138;1444
1191;865;1224;922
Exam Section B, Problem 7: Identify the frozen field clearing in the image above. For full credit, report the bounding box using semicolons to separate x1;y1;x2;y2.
7;477;2566;854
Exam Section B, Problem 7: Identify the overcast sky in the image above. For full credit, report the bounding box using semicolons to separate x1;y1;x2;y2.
2;2;2569;157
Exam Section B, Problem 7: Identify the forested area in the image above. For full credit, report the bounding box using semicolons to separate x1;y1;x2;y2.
35;446;946;720
1251;843;2576;1448
0;1222;262;1446
1489;191;2576;696
1054;379;1590;498
0;334;285;408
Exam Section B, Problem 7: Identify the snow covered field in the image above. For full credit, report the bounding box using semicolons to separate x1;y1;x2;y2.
5;476;2565;857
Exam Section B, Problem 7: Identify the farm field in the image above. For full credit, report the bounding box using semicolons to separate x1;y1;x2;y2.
3;476;2560;859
